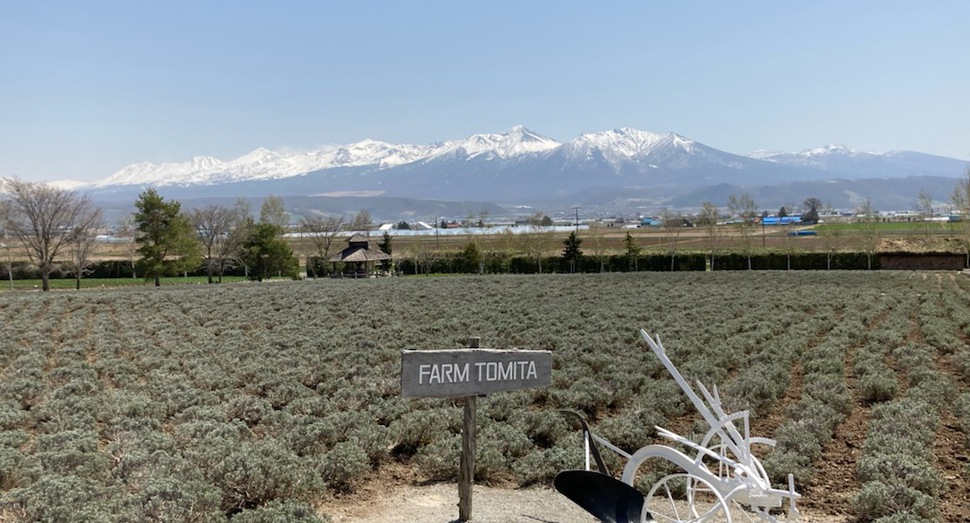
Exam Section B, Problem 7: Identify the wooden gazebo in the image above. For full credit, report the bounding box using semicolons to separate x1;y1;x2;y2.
327;234;391;277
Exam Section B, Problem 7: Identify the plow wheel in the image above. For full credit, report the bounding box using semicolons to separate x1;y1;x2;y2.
645;473;731;523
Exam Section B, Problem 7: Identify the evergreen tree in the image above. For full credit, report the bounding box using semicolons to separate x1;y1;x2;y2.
378;231;393;272
460;242;483;274
624;232;641;271
378;231;392;255
134;188;201;286
240;220;297;281
562;231;583;273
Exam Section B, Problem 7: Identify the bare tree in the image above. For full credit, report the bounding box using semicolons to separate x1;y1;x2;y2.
819;223;844;270
1;234;13;289
466;231;487;275
0;178;103;291
234;197;253;221
660;208;683;271
192;204;244;283
410;239;439;275
497;227;518;274
802;197;823;224
65;209;105;290
729;193;758;270
117;215;139;278
951;168;970;267
917;189;934;238
525;211;553;273
585;224;609;273
858;199;880;270
781;221;798;270
301;215;344;277
259;196;289;230
699;201;721;270
351;209;372;233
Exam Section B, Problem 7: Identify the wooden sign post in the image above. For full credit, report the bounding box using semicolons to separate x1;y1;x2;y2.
401;338;552;522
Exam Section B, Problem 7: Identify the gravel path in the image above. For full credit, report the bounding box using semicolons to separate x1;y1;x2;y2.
318;483;848;523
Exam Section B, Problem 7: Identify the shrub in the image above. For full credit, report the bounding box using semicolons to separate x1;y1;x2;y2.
390;409;457;458
3;475;105;523
415;434;461;481
857;453;941;496
852;481;938;522
0;444;24;490
210;440;319;513
0;401;26;431
954;393;970;433
555;376;613;418
136;476;224;523
231;500;328;523
319;441;369;493
872;513;935;523
224;395;272;428
598;409;662;453
763;449;815;486
512;445;583;486
858;372;899;404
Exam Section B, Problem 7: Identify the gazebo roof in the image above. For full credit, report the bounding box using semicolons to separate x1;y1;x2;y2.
328;247;391;263
327;234;390;263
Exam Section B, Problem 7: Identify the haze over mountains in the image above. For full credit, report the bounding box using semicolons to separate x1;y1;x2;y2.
83;126;968;219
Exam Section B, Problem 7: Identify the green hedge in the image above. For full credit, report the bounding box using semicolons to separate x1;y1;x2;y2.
379;251;876;275
3;260;252;280
307;251;888;275
0;250;901;282
714;252;878;271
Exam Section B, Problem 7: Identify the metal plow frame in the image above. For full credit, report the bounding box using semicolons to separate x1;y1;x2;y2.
565;330;801;523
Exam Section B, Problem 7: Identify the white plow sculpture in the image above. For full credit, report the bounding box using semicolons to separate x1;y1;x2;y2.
558;330;801;523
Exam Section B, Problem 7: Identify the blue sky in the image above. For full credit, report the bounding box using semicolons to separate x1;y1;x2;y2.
2;1;969;183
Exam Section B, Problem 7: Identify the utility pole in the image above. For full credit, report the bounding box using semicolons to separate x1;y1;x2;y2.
573;207;580;234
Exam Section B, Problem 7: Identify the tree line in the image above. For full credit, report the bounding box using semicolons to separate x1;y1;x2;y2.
3;172;969;289
0;179;301;290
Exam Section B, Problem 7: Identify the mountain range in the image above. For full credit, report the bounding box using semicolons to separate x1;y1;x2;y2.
83;126;969;220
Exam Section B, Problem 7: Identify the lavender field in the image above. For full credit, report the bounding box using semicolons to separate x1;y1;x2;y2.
0;272;968;522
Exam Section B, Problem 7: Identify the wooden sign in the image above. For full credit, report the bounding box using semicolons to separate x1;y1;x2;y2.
401;348;552;398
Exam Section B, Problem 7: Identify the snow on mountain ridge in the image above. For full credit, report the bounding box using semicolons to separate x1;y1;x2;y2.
427;125;561;160
804;144;867;157
751;144;871;162
98;126;563;187
571;127;670;157
102;128;934;190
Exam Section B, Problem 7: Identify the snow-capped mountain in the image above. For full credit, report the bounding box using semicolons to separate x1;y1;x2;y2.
95;126;560;188
425;125;561;161
96;141;434;188
83;125;968;214
750;145;878;168
749;145;964;179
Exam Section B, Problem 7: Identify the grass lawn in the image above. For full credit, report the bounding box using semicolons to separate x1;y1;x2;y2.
0;275;251;291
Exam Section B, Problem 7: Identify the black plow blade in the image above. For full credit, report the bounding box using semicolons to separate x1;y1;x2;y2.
553;470;651;523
